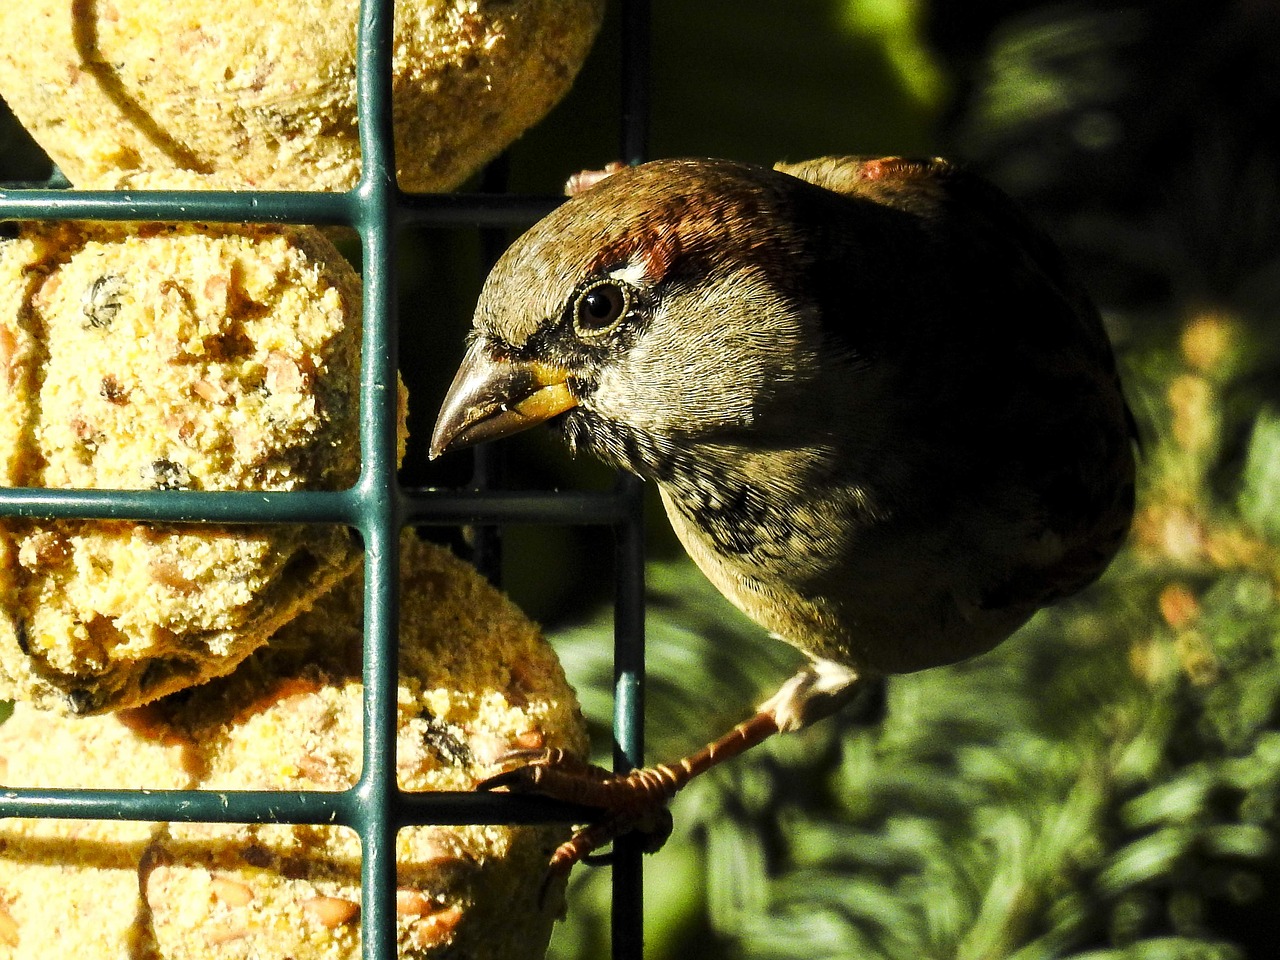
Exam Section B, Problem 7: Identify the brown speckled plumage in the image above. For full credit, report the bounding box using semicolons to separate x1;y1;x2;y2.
432;155;1137;869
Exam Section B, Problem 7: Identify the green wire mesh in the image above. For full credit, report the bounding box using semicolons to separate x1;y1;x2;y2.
0;1;651;957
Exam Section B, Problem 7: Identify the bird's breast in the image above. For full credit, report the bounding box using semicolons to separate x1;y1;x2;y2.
655;460;1045;677
656;471;859;663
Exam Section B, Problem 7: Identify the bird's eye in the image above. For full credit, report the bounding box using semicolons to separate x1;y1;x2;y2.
574;281;628;335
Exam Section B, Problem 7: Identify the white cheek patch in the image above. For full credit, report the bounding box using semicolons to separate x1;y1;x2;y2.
586;268;812;435
590;322;758;434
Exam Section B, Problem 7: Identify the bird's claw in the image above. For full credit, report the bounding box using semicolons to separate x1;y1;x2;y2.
475;749;679;878
477;748;617;797
563;161;627;197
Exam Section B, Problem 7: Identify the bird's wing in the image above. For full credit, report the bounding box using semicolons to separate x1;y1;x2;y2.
781;155;1138;611
780;155;1140;399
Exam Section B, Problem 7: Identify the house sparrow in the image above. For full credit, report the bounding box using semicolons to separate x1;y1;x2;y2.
430;155;1137;870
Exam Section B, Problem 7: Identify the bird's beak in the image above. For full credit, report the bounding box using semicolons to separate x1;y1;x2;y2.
429;338;578;459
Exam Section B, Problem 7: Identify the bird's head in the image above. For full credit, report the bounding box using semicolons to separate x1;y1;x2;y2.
429;159;830;476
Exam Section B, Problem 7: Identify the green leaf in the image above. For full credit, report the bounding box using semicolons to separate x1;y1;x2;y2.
1238;408;1280;541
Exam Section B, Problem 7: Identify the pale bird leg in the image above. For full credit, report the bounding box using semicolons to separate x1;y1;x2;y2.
563;161;628;197
478;658;872;876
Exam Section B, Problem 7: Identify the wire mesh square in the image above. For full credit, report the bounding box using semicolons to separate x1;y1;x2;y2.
0;1;650;956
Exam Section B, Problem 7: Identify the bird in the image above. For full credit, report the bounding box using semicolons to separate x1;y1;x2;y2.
429;155;1138;873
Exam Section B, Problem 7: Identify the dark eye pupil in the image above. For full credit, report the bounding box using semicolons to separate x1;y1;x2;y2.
577;283;625;330
584;292;613;318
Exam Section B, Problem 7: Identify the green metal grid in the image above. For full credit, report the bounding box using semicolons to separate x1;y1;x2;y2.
0;1;650;957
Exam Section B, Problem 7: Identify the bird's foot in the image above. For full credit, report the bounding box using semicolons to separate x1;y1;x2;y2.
478;710;787;878
479;749;675;815
478;666;880;884
564;161;628;197
477;749;675;890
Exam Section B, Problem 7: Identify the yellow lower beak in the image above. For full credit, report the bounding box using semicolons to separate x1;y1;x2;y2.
429;339;578;459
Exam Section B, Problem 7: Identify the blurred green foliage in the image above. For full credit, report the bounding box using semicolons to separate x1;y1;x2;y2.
3;1;1278;958
537;3;1280;959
